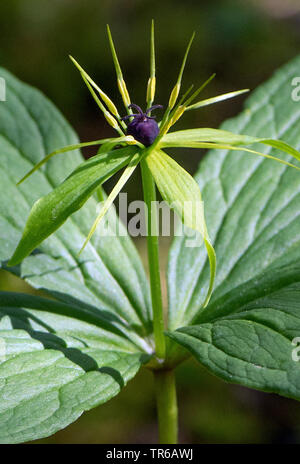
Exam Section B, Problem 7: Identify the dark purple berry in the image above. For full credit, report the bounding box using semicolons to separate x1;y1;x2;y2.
121;104;163;147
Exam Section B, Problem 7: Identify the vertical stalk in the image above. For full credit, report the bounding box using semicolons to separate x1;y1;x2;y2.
140;158;165;360
154;369;178;444
141;158;178;444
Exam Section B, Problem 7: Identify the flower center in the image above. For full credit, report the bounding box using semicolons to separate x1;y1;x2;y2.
121;104;163;146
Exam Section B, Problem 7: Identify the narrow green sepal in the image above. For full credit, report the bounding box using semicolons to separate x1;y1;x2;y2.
186;89;249;111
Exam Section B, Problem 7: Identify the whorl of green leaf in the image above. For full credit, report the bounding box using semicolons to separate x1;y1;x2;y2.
146;149;216;309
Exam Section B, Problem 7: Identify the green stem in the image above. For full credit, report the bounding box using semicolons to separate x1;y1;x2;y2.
140;158;166;360
154;369;178;444
141;157;178;443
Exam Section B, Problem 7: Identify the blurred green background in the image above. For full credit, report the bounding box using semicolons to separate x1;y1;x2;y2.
1;0;300;443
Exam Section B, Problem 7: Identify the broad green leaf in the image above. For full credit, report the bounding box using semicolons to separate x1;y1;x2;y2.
0;291;149;353
146;150;207;235
160;128;256;146
9;146;137;266
160;128;300;164
0;68;151;337
146;149;216;308
0;291;149;443
167;261;300;400
167;52;300;396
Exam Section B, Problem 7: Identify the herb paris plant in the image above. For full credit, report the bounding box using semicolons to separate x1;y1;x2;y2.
1;22;300;444
9;24;300;310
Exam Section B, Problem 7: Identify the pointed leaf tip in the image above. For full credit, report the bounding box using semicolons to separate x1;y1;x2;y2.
9;146;137;265
186;88;250;111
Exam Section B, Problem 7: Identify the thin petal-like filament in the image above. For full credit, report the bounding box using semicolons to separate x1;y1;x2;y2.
186;89;249;111
17;138;122;185
79;152;143;253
